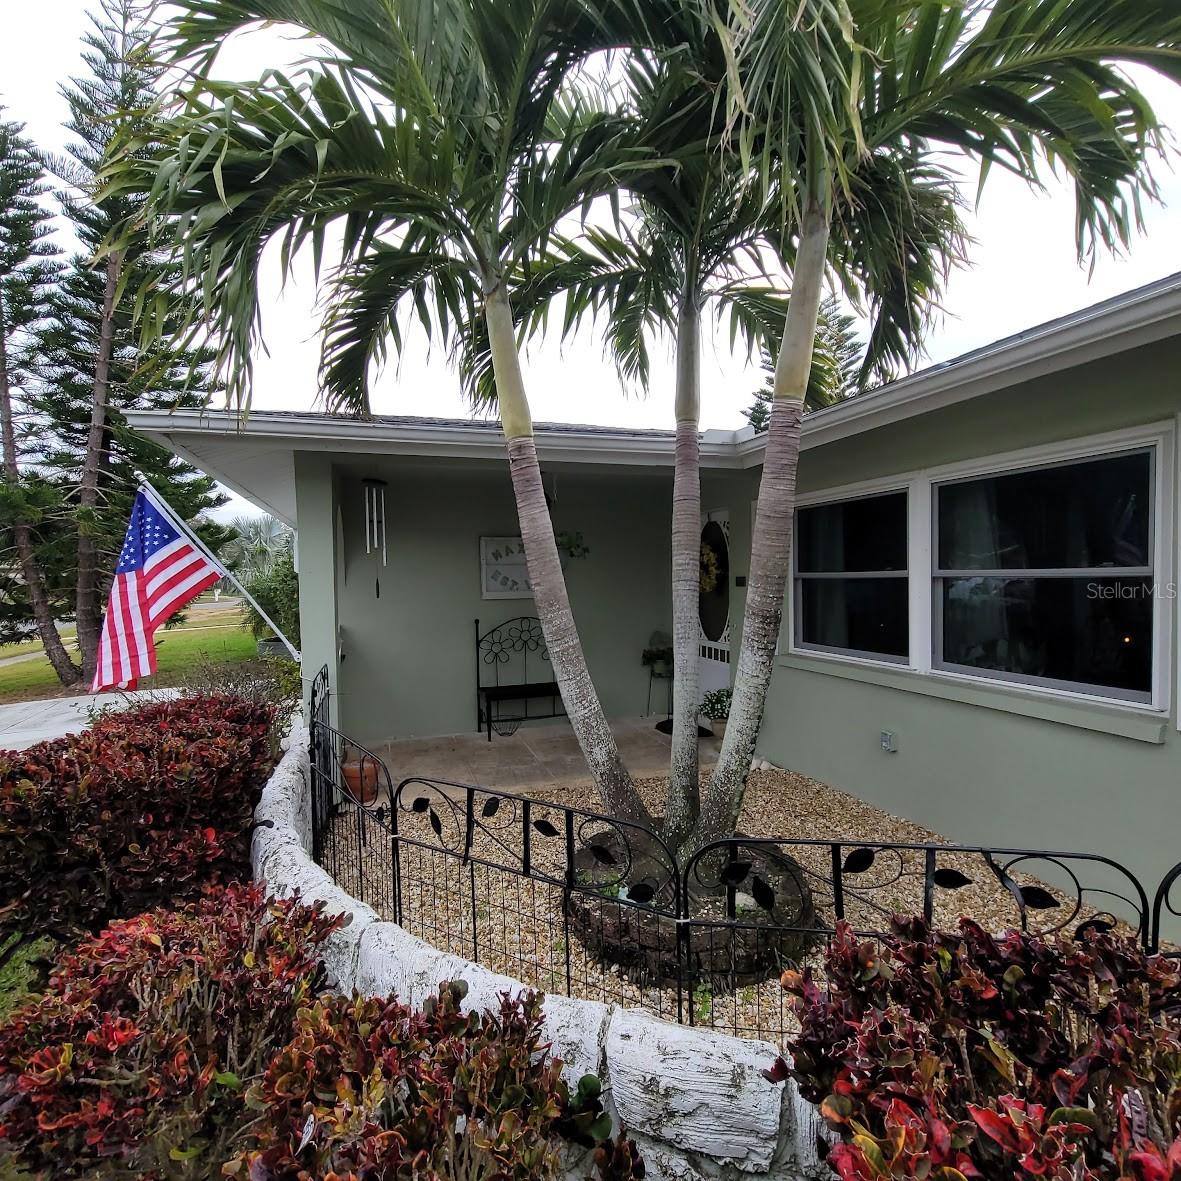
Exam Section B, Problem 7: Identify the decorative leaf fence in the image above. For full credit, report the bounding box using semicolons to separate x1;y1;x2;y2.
308;670;1180;1042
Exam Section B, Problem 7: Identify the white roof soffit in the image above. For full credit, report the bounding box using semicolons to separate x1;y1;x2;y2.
126;270;1181;510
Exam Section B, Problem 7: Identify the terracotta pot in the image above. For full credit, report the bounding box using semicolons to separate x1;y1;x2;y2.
342;758;380;806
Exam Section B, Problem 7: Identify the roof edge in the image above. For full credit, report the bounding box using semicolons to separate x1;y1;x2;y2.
127;271;1181;466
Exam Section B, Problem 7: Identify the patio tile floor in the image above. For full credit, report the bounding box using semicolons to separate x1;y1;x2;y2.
375;716;721;791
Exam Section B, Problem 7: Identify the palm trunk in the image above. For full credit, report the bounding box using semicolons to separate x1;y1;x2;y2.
484;280;652;829
76;251;120;684
698;204;831;843
0;293;81;685
663;291;702;850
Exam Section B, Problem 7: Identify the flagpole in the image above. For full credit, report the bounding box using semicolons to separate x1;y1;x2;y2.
133;476;301;663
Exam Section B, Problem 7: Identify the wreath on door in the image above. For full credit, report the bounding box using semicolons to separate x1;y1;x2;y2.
699;541;720;594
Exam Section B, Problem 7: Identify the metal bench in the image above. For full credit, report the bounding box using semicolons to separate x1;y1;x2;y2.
474;616;565;740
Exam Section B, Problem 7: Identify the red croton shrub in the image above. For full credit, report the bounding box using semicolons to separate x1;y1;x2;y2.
0;694;276;956
0;883;642;1180
767;918;1181;1181
0;881;339;1176
231;980;642;1181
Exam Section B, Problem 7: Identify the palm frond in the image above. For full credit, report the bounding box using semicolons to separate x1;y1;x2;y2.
516;229;675;394
857;0;1181;260
717;0;865;208
828;145;968;385
116;0;696;416
319;240;478;413
727;0;1181;385
102;64;470;407
714;284;789;365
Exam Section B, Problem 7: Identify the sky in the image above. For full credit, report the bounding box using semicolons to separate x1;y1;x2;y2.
3;2;1181;499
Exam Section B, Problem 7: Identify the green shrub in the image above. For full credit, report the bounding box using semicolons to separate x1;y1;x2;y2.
699;688;731;720
242;542;300;648
0;938;49;1024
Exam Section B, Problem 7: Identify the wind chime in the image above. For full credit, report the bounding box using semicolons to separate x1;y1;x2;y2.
362;478;387;598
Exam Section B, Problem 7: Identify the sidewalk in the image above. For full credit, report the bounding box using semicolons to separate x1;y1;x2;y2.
0;689;180;749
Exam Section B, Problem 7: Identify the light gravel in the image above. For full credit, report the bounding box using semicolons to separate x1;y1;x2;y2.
336;767;1142;1045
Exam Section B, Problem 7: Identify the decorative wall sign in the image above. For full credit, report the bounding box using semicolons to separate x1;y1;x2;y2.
480;536;533;599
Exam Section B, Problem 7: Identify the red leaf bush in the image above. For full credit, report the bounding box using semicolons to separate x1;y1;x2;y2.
230;980;641;1180
0;883;641;1179
0;881;340;1175
770;918;1181;1180
0;695;276;953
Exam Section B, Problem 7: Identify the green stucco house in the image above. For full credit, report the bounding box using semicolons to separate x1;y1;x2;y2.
129;271;1181;909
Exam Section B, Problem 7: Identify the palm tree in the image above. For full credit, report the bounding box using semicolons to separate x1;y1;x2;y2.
697;0;1181;844
219;513;291;580
497;47;792;849
105;0;701;827
489;40;964;851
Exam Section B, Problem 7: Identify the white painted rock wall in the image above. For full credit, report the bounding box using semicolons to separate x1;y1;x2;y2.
253;723;831;1180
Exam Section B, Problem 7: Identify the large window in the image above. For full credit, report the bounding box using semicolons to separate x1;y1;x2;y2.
794;490;909;661
789;435;1167;708
933;449;1154;700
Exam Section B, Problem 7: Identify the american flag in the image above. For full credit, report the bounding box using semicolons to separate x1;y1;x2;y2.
92;488;225;692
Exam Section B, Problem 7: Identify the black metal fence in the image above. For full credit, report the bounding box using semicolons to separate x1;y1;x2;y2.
305;672;1180;1042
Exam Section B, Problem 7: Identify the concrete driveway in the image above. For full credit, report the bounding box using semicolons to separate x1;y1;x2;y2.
0;689;180;749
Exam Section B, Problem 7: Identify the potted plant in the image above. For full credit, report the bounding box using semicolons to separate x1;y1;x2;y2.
642;645;675;677
341;745;381;806
700;688;732;739
555;530;590;571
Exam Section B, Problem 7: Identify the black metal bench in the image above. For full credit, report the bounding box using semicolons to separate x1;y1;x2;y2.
475;616;565;740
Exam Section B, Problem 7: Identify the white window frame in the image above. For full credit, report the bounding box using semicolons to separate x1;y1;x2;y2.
792;487;910;664
932;446;1157;703
785;420;1174;715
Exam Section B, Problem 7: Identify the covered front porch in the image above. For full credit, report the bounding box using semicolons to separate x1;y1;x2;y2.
120;408;761;750
292;440;757;749
374;715;724;791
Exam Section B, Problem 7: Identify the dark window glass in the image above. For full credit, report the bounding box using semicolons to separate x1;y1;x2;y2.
939;576;1152;695
798;492;908;573
798;578;909;658
937;452;1151;572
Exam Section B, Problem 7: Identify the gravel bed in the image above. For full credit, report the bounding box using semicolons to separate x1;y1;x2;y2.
328;767;1143;1045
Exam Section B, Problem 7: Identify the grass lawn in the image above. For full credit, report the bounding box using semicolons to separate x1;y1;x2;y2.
0;616;257;704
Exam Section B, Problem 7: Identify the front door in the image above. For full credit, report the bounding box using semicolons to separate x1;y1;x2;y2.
699;511;731;693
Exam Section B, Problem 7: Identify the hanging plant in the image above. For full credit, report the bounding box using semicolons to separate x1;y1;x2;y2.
699;541;720;594
555;530;590;560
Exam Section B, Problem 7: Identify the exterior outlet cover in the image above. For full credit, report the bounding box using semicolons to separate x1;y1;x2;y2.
880;730;897;753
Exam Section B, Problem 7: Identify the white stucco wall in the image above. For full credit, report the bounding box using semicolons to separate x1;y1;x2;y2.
252;724;833;1180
